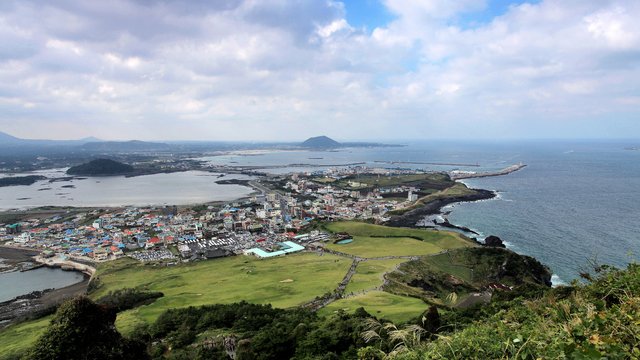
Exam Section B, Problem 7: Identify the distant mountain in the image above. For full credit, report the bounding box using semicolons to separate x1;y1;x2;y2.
300;136;341;148
0;131;103;146
0;131;22;144
79;136;102;142
80;140;172;152
66;159;135;176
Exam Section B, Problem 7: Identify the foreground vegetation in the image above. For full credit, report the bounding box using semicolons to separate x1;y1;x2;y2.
4;263;638;359
390;263;640;359
384;247;552;305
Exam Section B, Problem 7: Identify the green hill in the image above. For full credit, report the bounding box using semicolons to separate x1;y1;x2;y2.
300;135;341;148
66;159;134;176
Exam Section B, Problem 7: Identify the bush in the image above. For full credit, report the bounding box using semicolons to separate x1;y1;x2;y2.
96;288;164;312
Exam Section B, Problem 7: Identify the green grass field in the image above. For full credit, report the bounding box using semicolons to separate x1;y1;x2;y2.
0;316;50;359
1;252;352;356
345;259;408;294
424;252;475;283
325;222;475;258
320;291;427;323
89;253;351;333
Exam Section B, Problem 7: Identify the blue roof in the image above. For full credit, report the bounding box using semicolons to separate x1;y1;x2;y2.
246;241;304;258
82;248;93;253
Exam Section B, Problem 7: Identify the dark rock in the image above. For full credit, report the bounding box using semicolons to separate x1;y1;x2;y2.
484;235;506;248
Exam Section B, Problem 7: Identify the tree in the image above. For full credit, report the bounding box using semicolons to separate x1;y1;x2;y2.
24;296;148;360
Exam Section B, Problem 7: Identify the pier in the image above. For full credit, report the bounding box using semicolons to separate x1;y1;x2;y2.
450;163;527;180
34;256;96;277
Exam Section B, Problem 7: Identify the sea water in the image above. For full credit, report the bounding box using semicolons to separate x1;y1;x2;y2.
445;141;640;283
0;267;85;302
202;140;640;282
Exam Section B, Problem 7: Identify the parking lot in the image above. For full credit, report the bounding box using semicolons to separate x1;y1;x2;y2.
129;249;176;262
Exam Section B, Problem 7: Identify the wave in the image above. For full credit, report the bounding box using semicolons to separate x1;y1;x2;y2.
551;274;567;287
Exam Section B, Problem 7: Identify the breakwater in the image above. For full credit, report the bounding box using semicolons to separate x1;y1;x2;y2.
450;163;526;180
34;256;96;277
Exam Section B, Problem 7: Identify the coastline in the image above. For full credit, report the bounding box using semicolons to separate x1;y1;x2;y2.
0;246;39;264
0;246;93;327
0;275;89;328
385;188;496;228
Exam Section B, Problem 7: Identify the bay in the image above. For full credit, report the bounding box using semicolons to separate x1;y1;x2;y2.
0;267;85;302
0;170;254;210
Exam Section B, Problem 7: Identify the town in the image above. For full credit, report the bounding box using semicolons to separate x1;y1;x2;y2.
0;166;443;267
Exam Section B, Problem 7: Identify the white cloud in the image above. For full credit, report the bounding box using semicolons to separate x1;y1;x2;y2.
0;0;639;140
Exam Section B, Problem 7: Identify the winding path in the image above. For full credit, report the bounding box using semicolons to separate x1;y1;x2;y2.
302;247;425;310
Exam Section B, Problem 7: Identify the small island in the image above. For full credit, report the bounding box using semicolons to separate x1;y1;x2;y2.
299;135;405;149
66;159;134;176
0;175;46;187
300;135;341;148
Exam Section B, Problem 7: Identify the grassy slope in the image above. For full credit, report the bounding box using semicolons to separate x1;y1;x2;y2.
320;291;427;324
0;251;352;354
403;264;640;359
325;221;474;258
384;248;552;306
321;222;477;321
90;253;351;334
0;317;50;359
345;259;408;294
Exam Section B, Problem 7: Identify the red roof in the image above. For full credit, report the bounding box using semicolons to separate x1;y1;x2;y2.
148;237;161;244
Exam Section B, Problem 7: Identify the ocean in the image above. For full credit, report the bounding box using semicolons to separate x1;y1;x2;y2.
203;140;640;283
446;141;640;283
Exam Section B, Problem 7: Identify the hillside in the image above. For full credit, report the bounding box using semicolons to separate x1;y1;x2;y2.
66;159;134;176
300;135;341;148
3;263;637;359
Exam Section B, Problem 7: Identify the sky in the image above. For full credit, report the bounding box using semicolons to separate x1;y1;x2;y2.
1;0;639;141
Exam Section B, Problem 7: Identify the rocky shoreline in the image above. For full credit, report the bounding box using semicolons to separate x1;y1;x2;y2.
385;188;495;228
0;277;89;328
0;247;91;328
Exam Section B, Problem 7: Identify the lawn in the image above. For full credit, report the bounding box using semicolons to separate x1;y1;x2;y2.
90;253;351;334
0;316;50;359
320;291;427;324
325;221;475;258
424;252;475;283
345;259;408;294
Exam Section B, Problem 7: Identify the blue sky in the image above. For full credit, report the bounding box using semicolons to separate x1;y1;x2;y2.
343;0;541;30
0;0;639;141
342;0;396;30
